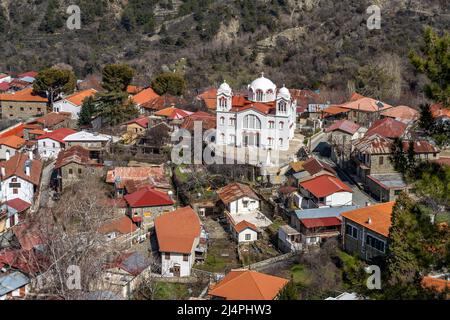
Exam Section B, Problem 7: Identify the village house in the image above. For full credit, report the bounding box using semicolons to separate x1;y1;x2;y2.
123;185;175;227
124;116;149;135
0;136;25;161
0;88;48;120
53;145;103;191
98;215;139;244
208;270;288;300
105;165;172;197
291;205;358;245
131;87;160;114
0;271;31;300
341;202;394;261
196;88;217;112
380;105;419;124
154;207;206;277
338;93;393;127
287;156;337;186
215;74;297;152
52;89;97;119
154;106;193;132
364;117;408;139
297;174;353;209
0;153;43;205
102;251;152;299
352;134;439;201
278;224;302;252
36;128;77;160
0;198;31;232
217;182;272;243
63;131;111;160
325;120;366;168
27;112;72;130
140;94;187;115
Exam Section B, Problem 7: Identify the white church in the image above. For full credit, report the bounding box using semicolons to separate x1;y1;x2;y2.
215;74;297;152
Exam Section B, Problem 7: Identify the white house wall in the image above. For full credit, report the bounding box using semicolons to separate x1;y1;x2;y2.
37;138;64;159
0;145;19;160
237;228;258;242
53;100;80;120
160;237;199;277
0;176;35;204
229;196;260;215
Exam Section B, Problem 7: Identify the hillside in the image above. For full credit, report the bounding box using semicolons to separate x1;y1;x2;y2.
0;0;449;104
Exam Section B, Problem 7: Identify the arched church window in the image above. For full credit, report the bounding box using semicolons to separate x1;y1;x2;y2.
219;97;227;108
279;101;287;113
256;89;263;102
243;115;261;129
279;138;283;147
279;121;284;130
220;117;225;125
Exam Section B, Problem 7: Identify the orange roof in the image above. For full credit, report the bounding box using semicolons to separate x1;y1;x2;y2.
233;220;258;233
339;94;392;113
341;202;395;237
198;88;217;110
299;175;352;198
98;216;137;235
209;270;289;300
381;105;419;122
0;135;25;149
0;88;47;102
322;105;350;116
0;153;43;186
132;87;159;105
154;207;201;254
217;183;259;205
0;123;25;139
430;103;450;118
64;89;97;106
127;85;144;95
421;276;450;293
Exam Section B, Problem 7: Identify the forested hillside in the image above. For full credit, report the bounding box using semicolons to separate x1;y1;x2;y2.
0;0;448;103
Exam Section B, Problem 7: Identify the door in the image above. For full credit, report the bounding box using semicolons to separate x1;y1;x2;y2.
173;265;180;277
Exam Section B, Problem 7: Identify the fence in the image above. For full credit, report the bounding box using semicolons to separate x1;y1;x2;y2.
241;252;296;271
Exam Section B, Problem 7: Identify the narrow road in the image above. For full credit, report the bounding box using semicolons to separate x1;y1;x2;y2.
38;160;55;209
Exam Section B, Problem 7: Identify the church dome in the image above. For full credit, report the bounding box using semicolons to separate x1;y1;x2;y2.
249;74;276;93
278;85;291;100
218;80;232;95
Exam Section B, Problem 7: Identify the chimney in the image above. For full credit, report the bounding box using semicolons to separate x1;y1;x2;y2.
25;165;31;176
366;201;371;207
1;166;5;177
5;150;10;161
24;159;32;177
29;151;33;160
367;217;372;225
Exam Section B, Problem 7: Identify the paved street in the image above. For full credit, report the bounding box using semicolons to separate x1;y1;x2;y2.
39;160;56;209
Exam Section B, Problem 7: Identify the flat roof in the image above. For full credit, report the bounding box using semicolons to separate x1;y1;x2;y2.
368;173;407;189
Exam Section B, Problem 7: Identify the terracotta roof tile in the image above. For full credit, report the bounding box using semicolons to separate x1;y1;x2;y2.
233;220;258;233
339;94;392;112
208;270;288;300
325;120;360;135
341;202;395;237
0;135;25;149
132;87;160;106
300;217;341;228
30;112;71;128
0;88;47;102
125;116;149;128
4;198;31;213
1;153;43;186
98;216;137;235
54;145;100;169
365;118;407;139
64;89;97;106
381;105;419;123
36;128;77;144
124;185;174;208
299;175;352;198
154;207;201;254
302;157;336;176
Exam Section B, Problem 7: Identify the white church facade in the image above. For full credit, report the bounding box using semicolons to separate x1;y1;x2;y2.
215;74;297;152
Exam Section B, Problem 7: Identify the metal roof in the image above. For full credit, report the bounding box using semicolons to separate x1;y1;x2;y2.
0;271;30;296
294;205;359;220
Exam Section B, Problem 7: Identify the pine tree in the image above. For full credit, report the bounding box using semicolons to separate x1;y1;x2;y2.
78;96;97;126
276;280;298;300
386;193;421;287
418;104;435;133
389;138;408;174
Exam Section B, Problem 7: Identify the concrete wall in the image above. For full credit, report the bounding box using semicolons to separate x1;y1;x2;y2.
37;138;64;159
229;196;259;215
0;176;35;204
161;237;199;277
53;100;80;119
236;227;258;242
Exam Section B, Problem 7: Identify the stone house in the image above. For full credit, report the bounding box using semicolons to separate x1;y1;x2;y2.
0;88;48;120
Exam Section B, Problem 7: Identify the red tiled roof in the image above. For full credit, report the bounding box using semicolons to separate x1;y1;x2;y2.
181;111;216;130
197;88;217;110
300;175;353;198
0;88;47;102
132;87;159;105
4;198;31;213
217;183;259;205
64;89;97;106
325;120;360;135
0;123;24;139
339;94;392;112
0;82;10;92
1;153;43;186
54;145;100;169
303;157;336;176
18;71;38;78
127;85;144;95
98;216;138;235
322;105;350;116
342;202;395;237
430;103;450;119
36;128;77;143
209;270;289;300
0;135;25;149
124;185;174;208
421;276;450;294
125;116;149;128
154;106;193;119
154;207;201;254
300;217;341;228
381;105;419;122
12;223;44;251
402;140;439;154
141;94;186;111
233;220;258;233
365;118;407;139
30;112;71;128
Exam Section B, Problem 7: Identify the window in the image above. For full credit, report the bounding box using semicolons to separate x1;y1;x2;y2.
219;97;227;108
366;235;385;253
268;121;275;129
165;252;170;260
52;142;56;148
12;178;17;183
279;121;284;130
69;169;73;174
13;189;18;194
346;224;358;239
78;168;82;174
220;116;225;125
279;138;283;147
183;254;189;262
256;89;263;101
394;189;402;196
37;108;42;112
379;156;384;165
220;133;225;143
20;107;24;111
229;118;236;126
229;135;236;144
242;200;248;208
243;115;261;129
268;137;274;146
43;142;46;147
278;101;287;113
245;234;251;241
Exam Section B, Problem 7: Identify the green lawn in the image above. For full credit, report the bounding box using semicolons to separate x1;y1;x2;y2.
290;264;312;286
436;212;450;224
154;282;190;300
